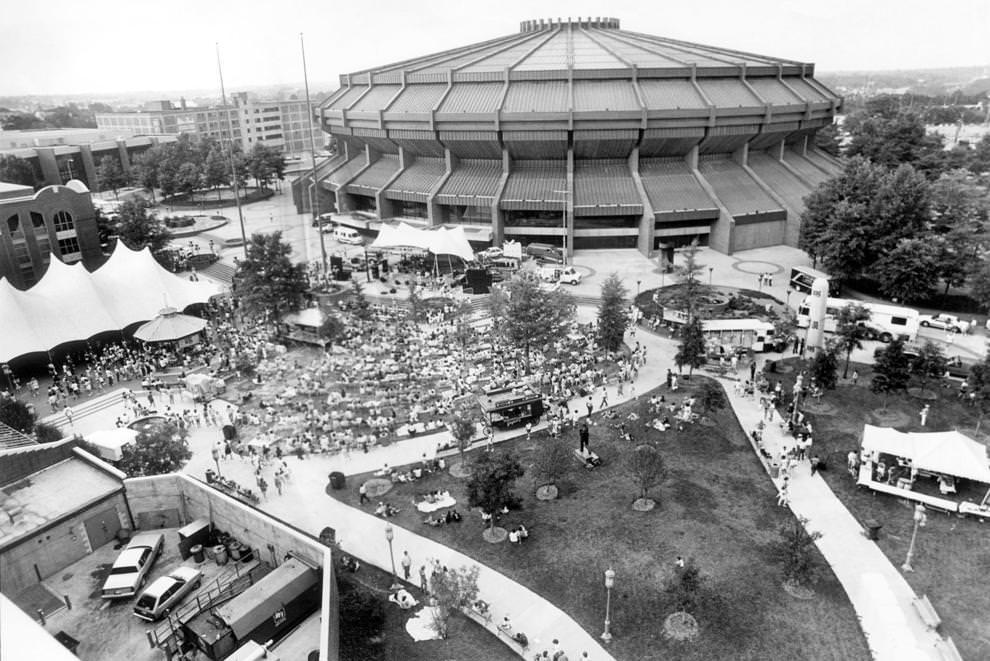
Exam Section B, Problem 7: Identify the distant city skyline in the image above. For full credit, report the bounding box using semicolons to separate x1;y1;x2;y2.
2;0;988;97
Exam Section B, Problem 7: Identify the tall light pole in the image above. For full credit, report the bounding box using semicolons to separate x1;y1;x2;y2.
901;503;927;572
385;523;400;589
300;32;328;276
601;567;615;643
215;43;248;258
708;266;713;286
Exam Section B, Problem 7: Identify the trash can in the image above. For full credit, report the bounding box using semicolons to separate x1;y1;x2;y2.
214;545;228;565
329;472;345;490
864;519;882;541
228;541;241;561
191;544;205;563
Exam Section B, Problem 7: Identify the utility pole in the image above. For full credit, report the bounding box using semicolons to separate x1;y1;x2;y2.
215;44;248;258
301;32;328;275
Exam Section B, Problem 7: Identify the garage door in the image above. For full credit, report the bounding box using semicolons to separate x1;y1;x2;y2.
84;507;122;550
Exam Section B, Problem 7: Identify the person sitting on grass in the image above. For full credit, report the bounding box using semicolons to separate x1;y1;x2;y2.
341;555;360;572
444;509;462;524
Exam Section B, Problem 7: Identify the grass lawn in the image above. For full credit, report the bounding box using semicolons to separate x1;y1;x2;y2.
768;357;990;661
338;564;518;661
332;378;870;661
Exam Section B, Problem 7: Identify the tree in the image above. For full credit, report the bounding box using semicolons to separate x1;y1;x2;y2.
96;155;128;200
966;354;990;432
532;437;572;497
429;565;480;639
813;121;842;156
247;143;285;190
673;238;707;320
833;303;871;378
625;444;668;508
234;231;309;322
675;316;707;376
351;278;372;320
845;111;945;175
0;396;34;433
33;422;63;444
0;154;40;189
597;273;630;353
132;147;162;203
117;422;191;476
115;200;171;254
202;146;230;204
971;260;990;312
447;407;478;471
809;346;838;390
872;239;941;303
911;340;948;394
695;380;726;420
317;314;344;344
489;275;574;374
176;162;201;199
767;517;825;587
466;451;524;536
872;337;912;407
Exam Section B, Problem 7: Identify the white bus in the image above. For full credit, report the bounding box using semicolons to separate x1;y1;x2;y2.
796;297;919;343
661;308;778;352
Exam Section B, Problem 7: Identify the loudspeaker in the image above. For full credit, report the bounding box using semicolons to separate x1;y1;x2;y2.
465;268;491;294
330;256;344;271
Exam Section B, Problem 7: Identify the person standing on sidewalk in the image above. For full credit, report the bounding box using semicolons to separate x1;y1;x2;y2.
401;551;412;581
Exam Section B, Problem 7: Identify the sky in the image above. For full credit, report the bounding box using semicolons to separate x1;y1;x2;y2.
1;0;988;97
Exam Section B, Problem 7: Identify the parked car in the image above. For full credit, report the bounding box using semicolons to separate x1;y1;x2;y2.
133;565;203;621
919;313;969;333
101;532;165;600
478;247;503;261
524;243;564;264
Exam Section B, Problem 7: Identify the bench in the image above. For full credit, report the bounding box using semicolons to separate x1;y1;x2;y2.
912;594;941;631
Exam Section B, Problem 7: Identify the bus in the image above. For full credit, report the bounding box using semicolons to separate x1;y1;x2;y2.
789;266;839;297
796;296;919;343
660;309;779;352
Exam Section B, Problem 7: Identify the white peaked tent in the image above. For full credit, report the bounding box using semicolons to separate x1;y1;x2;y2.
0;244;222;362
861;424;990;485
371;222;475;261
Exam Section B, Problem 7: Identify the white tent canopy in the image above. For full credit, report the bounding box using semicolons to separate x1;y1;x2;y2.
0;244;222;362
861;424;990;484
370;222;475;261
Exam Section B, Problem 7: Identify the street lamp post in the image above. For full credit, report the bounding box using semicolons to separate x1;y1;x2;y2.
902;503;927;572
708;266;714;286
636;280;641;298
385;523;401;589
601;567;615;643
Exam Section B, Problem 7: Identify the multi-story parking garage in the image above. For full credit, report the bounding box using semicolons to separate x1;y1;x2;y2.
301;17;842;255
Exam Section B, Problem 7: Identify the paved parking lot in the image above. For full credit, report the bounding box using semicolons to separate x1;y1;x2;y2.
38;527;244;661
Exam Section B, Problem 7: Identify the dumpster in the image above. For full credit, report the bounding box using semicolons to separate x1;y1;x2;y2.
864;519;882;541
191;544;205;563
178;518;211;560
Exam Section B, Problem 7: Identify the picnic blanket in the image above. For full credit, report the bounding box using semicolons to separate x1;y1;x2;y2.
416;495;456;513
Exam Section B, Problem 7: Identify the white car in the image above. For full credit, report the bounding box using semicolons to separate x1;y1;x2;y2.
101;532;165;599
919;313;969;333
133;565;203;621
537;266;582;285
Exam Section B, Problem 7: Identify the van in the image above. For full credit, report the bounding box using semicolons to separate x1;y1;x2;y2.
525;243;564;263
333;227;363;245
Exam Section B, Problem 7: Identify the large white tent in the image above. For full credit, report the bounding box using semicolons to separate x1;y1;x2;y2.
0;244;222;362
860;424;990;484
370;222;475;261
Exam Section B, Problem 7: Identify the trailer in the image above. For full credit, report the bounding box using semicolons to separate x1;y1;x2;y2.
796;296;919;343
181;557;320;660
477;386;544;429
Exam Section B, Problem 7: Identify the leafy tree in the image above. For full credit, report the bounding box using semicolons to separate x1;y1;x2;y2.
429;565;480;639
317;313;344;344
247;143;285;189
673;238;707;320
96;155;128;200
466;451;524;534
675;316;707;376
597;273;630;352
447;407;478;470
489;275;574;374
969;134;990;175
351;278;372;320
966;354;990;432
872;337;912;406
625;444;668;506
845;111;945;175
0;154;40;189
234;231;309;321
1;112;47;130
0;396;34;433
34;422;63;444
696;380;726;419
813;121;842;156
809;345;838;390
132;147;162;203
117;422;191;476
532;437;572;492
664;557;704;613
176;162;201;199
202;146;230;203
871;238;940;303
911;340;947;394
833;303;871;378
115;200;172;254
768;517;825;587
971;259;990;312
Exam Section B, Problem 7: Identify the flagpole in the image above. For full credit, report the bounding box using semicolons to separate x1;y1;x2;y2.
215;43;248;258
301;32;328;275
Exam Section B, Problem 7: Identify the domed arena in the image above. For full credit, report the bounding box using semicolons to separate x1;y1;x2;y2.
310;17;843;255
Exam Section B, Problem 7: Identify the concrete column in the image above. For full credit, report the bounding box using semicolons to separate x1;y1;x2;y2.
35;148;61;186
78;146;98;191
116;140;132;173
628;147;655;256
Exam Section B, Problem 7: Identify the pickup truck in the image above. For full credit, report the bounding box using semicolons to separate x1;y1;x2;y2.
537;266;582;285
102;532;165;599
919;313;969;334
